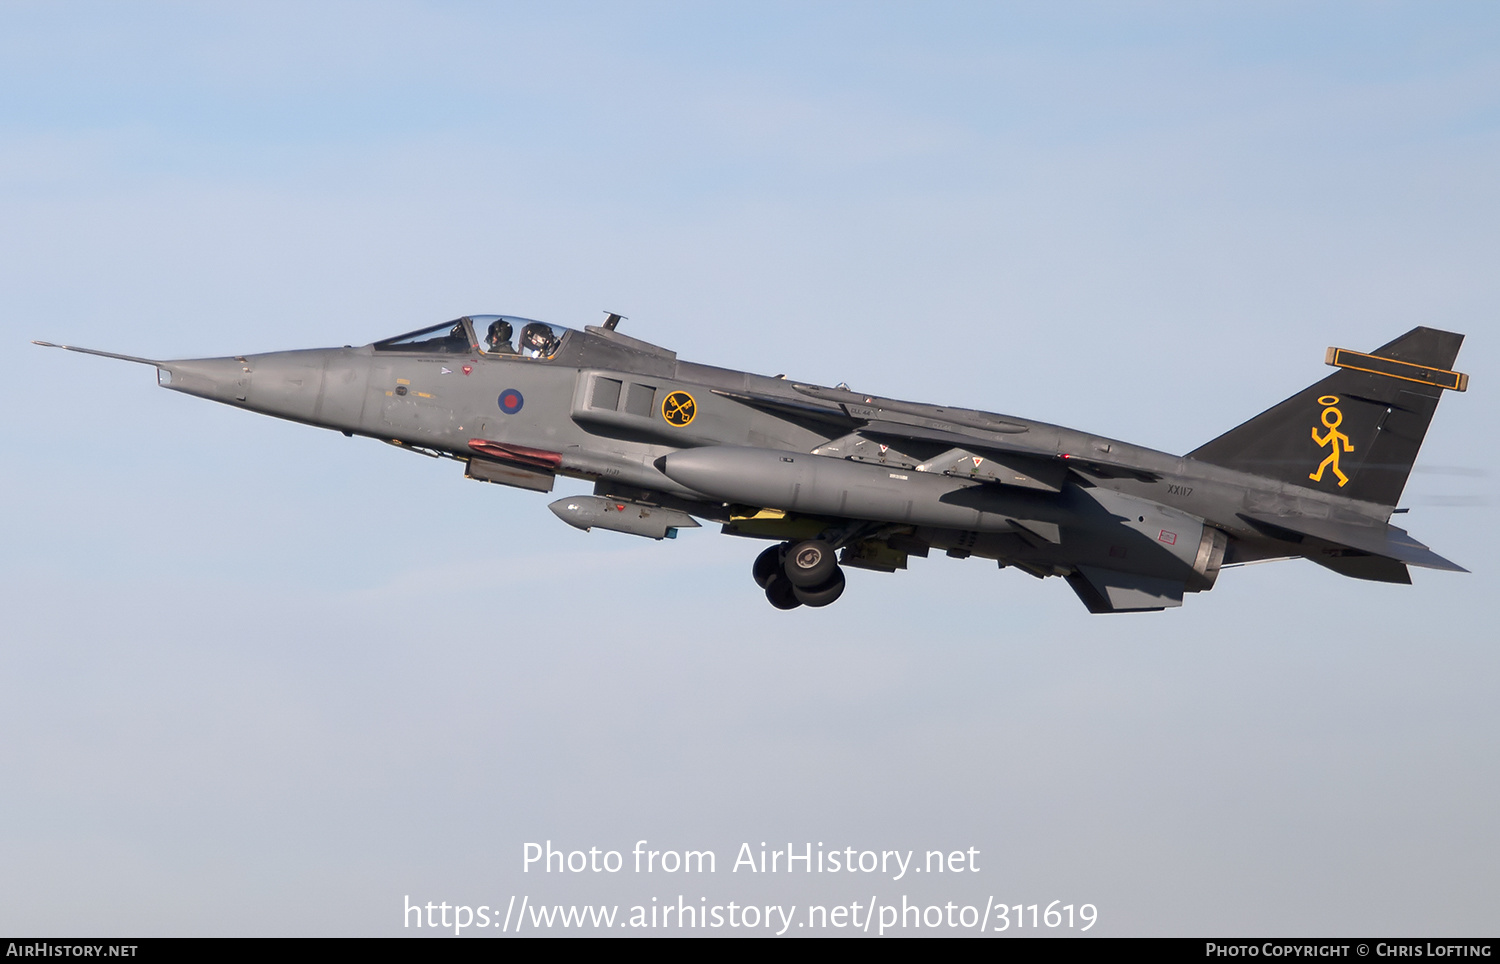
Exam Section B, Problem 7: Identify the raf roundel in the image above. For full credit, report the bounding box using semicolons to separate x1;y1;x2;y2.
662;390;696;427
498;389;524;414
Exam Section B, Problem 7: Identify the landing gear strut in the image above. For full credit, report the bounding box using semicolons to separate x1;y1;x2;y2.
754;540;846;609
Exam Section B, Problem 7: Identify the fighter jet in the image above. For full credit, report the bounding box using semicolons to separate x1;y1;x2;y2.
35;313;1469;612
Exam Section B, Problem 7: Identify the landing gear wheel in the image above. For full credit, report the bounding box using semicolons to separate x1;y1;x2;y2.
785;540;837;588
752;543;786;589
792;567;846;608
764;574;803;610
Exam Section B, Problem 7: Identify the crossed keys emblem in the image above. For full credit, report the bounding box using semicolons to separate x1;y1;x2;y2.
662;390;697;427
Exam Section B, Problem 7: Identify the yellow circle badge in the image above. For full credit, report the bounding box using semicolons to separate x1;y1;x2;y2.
662;390;697;427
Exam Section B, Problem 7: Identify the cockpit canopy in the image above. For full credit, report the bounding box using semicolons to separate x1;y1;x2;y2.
373;315;570;360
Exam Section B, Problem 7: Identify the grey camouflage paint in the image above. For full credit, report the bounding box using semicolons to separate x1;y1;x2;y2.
35;317;1468;613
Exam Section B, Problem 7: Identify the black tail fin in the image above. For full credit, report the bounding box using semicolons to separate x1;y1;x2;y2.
1188;327;1466;507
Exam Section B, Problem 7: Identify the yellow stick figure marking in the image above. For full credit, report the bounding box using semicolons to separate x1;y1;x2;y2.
1309;394;1354;487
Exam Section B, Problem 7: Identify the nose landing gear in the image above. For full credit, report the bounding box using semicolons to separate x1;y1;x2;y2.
753;540;847;609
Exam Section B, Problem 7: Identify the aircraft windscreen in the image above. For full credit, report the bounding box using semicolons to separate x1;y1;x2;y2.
375;316;569;360
373;321;475;354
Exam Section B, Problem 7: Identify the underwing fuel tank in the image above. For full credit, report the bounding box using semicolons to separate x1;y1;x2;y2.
549;496;701;540
659;445;1062;534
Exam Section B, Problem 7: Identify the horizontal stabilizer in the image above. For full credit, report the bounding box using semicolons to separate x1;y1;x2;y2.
1012;519;1063;545
1307;552;1412;584
1066;566;1184;613
1239;511;1466;572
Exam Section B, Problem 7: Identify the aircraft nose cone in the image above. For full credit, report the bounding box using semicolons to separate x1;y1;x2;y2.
157;348;367;429
156;356;251;403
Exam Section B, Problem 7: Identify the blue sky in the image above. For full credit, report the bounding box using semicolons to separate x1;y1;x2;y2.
2;2;1497;936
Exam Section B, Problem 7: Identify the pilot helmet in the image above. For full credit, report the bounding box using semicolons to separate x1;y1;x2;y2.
520;323;557;356
486;319;513;349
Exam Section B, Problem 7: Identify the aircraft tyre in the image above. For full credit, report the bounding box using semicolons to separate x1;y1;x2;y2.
785;540;837;588
792;567;845;608
764;574;803;610
753;543;786;589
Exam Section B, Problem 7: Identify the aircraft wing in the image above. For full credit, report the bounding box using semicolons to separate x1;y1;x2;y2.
792;382;1029;432
709;389;857;427
795;384;1160;481
856;418;1045;456
706;382;1162;493
1239;512;1467;572
850;421;1066;492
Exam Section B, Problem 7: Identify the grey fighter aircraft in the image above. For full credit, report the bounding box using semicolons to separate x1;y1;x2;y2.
35;314;1469;613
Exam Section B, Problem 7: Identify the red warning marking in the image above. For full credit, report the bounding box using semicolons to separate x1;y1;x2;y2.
466;438;560;468
1159;530;1177;545
462;365;472;375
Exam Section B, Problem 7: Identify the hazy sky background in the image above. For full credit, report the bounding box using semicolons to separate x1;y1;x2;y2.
2;2;1497;936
